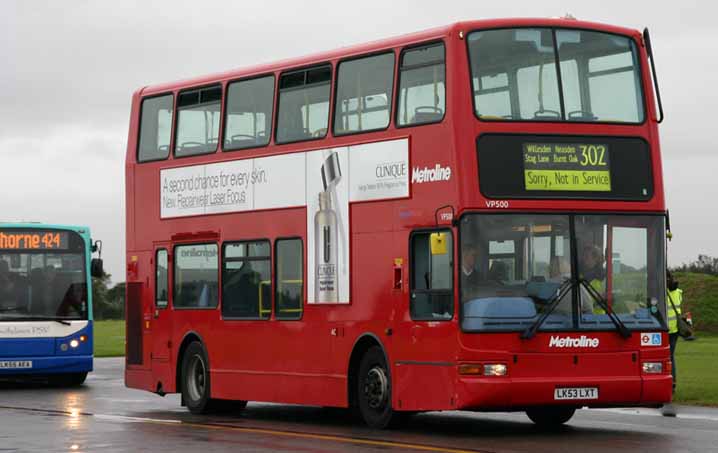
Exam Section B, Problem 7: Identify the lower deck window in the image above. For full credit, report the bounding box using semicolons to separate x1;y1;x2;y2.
174;244;218;309
275;239;303;320
222;241;271;319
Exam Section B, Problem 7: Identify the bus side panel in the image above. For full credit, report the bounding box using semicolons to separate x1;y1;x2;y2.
394;363;455;411
212;372;345;407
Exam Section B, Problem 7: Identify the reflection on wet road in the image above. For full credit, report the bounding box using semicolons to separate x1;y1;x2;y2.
1;358;717;452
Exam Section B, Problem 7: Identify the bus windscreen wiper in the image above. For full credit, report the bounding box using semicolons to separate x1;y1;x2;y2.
521;278;574;340
578;278;631;339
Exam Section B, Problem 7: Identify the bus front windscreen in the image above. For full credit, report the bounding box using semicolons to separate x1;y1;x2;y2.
0;230;88;321
467;28;645;123
459;214;666;333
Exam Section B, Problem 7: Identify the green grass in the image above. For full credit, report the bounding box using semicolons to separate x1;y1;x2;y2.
93;319;125;357
663;273;718;405
673;333;718;406
673;272;718;333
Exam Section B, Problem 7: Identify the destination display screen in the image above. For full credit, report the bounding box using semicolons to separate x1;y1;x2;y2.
477;134;653;201
523;142;611;192
0;230;70;251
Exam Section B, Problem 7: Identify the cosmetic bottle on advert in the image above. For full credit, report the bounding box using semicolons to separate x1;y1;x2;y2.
315;190;338;302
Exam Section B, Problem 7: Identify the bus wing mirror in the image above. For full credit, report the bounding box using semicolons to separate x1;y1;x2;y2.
91;258;104;278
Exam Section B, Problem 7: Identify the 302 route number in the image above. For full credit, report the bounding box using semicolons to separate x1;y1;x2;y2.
579;145;607;167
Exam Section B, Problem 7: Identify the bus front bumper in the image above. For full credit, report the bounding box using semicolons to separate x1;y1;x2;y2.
455;374;673;410
0;355;93;375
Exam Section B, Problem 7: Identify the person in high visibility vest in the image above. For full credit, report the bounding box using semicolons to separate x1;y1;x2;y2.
666;270;682;392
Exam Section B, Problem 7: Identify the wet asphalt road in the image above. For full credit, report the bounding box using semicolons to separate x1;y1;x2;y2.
1;358;717;453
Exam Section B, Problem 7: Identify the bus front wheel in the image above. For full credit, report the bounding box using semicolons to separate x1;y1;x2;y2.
357;346;401;429
526;406;576;427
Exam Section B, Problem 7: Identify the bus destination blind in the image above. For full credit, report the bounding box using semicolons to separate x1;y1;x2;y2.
523;143;611;192
0;231;69;250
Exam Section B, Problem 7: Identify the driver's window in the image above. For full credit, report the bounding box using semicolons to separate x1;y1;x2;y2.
397;42;445;126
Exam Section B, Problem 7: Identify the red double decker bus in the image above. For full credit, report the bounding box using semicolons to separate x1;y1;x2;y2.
125;17;671;428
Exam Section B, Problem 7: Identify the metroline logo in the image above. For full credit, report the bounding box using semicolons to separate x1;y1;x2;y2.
548;335;600;348
411;164;452;184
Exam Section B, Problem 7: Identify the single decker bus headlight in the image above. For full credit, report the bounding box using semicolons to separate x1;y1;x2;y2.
458;363;508;376
642;361;663;374
70;339;80;348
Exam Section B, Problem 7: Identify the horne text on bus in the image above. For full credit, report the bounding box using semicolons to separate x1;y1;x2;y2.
124;17;670;428
0;223;103;386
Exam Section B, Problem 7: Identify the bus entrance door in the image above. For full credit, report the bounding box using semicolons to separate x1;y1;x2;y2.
150;246;172;390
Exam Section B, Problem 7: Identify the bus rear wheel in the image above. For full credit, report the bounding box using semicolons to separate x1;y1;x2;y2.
526;406;576;427
357;346;401;429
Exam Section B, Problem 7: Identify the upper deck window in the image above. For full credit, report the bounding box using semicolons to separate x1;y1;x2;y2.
397;43;446;127
276;65;331;144
138;94;173;162
468;28;644;123
334;52;395;135
174;85;222;157
224;75;274;151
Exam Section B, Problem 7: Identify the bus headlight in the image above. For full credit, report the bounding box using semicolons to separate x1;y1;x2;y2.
458;363;508;376
70;339;80;348
483;364;508;376
642;361;663;374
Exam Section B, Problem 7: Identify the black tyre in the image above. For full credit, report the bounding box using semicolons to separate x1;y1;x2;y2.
357;346;401;429
526;406;576;427
181;341;246;415
181;341;214;414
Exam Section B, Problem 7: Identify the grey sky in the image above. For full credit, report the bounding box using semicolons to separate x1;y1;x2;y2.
1;0;715;282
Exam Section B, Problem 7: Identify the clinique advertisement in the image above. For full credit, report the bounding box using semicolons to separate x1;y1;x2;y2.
306;149;349;304
159;138;410;305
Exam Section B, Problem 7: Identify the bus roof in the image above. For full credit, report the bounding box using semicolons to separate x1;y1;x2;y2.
137;17;642;98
